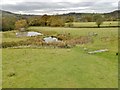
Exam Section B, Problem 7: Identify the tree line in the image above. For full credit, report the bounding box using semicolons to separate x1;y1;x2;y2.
1;13;111;31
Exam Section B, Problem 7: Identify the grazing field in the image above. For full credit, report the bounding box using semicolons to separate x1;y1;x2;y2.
72;21;118;27
28;27;118;51
2;22;118;88
2;31;29;42
2;48;118;88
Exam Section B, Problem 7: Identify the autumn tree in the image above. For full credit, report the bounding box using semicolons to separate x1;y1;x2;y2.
40;14;50;26
47;16;65;27
15;19;28;31
27;16;41;26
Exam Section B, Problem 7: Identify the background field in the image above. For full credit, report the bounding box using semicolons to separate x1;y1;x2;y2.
2;22;118;88
72;21;118;27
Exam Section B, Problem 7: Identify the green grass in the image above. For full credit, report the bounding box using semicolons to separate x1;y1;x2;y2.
2;48;118;88
72;21;118;27
28;27;118;37
28;27;118;52
2;22;118;88
2;30;30;42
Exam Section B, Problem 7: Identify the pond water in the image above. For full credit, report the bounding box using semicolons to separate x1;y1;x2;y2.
43;37;58;43
27;32;43;36
16;31;43;37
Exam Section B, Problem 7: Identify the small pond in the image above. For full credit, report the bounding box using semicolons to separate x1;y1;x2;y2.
43;37;58;43
16;31;43;37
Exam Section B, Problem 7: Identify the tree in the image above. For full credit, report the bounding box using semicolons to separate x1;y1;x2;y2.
27;15;50;26
83;15;93;22
15;19;28;31
94;14;104;28
65;16;74;27
40;14;50;26
2;17;16;31
28;16;41;26
65;16;74;23
47;16;65;27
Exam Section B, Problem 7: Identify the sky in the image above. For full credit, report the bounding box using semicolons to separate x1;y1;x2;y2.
1;0;119;15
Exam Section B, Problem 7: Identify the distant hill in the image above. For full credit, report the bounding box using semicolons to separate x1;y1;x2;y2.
0;10;18;18
1;9;119;31
1;9;120;19
1;10;40;19
103;10;120;21
105;10;120;15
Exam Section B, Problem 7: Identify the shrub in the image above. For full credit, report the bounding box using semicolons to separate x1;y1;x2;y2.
1;36;92;48
67;36;92;45
56;33;72;41
2;41;18;48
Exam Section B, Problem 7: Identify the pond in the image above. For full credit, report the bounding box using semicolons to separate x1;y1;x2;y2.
16;31;43;37
43;36;58;43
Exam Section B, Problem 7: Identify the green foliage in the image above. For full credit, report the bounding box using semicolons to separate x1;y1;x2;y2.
82;15;93;22
28;15;51;26
65;16;74;23
2;41;18;48
27;15;65;27
28;16;41;26
2;17;16;31
94;14;104;28
1;10;119;32
40;14;50;26
64;16;75;27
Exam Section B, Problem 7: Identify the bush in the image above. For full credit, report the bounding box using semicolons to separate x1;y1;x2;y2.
2;41;18;48
1;36;92;48
2;37;44;48
67;36;92;45
57;33;71;41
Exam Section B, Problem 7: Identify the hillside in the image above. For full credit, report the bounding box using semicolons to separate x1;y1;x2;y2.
1;10;40;19
103;10;120;21
1;9;120;19
1;9;119;31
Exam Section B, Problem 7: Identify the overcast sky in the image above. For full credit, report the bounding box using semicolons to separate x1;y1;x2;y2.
1;0;119;15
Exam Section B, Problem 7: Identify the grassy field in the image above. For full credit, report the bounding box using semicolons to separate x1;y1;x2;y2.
2;31;29;42
72;21;118;27
2;22;118;88
28;27;118;51
2;48;118;88
73;21;118;27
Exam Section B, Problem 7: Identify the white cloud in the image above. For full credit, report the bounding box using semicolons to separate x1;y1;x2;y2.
1;0;24;5
1;0;119;15
2;0;119;4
